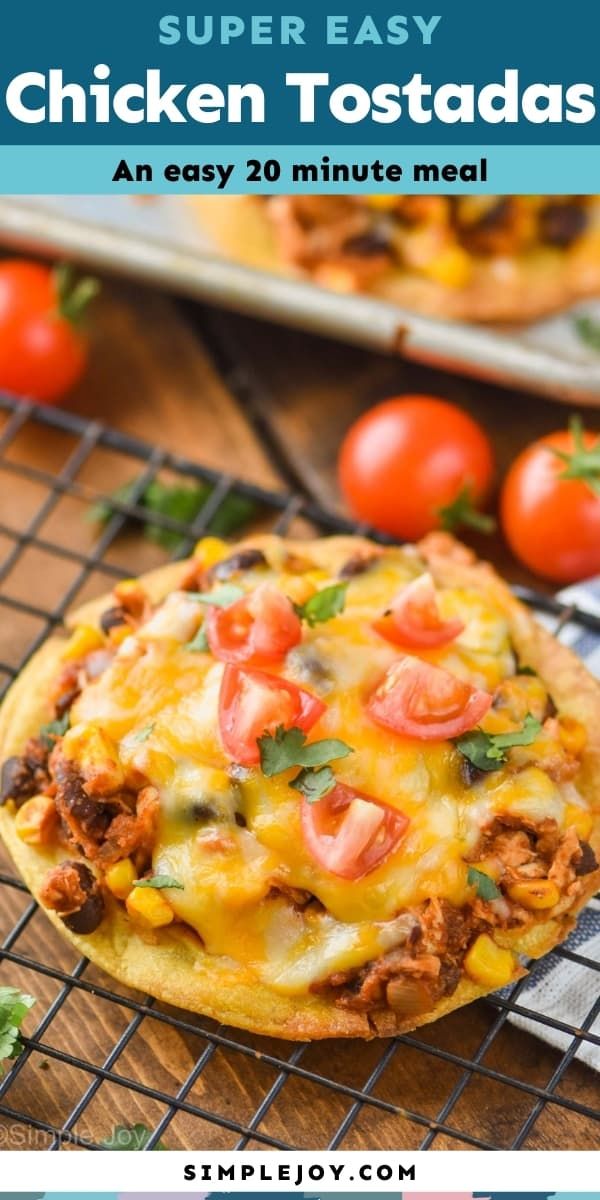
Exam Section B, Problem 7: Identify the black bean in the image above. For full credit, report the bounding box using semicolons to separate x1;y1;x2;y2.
207;549;267;582
540;203;587;247
55;686;80;719
63;890;105;934
190;800;218;823
1;756;36;806
99;605;128;634
575;840;598;877
338;553;378;579
472;198;510;231
234;811;247;828
460;757;487;787
342;231;390;257
54;861;105;935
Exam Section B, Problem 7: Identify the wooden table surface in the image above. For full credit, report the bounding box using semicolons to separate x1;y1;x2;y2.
0;280;598;1152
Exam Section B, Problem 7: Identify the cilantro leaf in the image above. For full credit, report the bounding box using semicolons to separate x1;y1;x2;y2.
258;725;308;776
39;712;70;749
188;584;244;608
258;726;353;778
455;714;542;773
574;313;600;352
102;1122;167;1150
290;765;336;801
516;664;536;676
87;477;257;550
0;986;35;1073
133;875;184;890
131;723;155;743
185;624;209;652
295;583;347;627
467;866;501;901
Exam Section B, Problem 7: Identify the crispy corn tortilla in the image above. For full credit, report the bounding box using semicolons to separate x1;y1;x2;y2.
0;535;599;1040
189;195;600;323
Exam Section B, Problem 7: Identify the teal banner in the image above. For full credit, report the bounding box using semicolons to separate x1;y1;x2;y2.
0;145;598;194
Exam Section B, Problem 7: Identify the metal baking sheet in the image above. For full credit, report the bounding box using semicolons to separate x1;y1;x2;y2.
0;194;599;404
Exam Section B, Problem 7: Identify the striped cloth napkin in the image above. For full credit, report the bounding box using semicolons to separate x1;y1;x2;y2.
504;578;600;1071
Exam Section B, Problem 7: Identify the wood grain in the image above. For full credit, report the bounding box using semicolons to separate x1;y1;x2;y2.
200;306;600;591
0;280;597;1151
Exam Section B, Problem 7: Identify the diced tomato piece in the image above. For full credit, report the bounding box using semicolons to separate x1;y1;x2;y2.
301;783;409;880
218;665;325;765
207;583;302;666
367;654;491;741
374;572;464;649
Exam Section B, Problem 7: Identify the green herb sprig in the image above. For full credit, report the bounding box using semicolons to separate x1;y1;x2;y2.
0;986;35;1074
188;584;244;608
467;866;501;901
133;875;184;890
455;714;542;773
573;313;600;352
39;712;70;749
87;477;257;551
258;726;353;801
102;1122;167;1150
294;583;347;627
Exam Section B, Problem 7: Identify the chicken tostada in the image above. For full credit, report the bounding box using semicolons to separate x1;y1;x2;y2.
190;194;600;322
0;533;598;1039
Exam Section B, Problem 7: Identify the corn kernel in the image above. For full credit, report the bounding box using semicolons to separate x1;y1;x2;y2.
61;624;104;662
126;886;174;928
114;578;139;597
193;536;229;568
507;878;560;911
420;245;472;288
14;795;57;845
279;574;316;606
464;934;517;988
314;265;357;294
564;803;593;842
113;578;147;617
558;715;587;757
456;195;500;225
61;723;124;794
105;858;137;900
366;195;398;211
107;623;131;647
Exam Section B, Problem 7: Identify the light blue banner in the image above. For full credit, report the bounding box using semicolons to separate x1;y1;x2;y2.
1;145;598;194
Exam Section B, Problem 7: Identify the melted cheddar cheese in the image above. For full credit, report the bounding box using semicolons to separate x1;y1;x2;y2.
65;540;588;996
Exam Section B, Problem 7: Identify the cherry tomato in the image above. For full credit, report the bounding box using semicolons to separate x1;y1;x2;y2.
301;783;409;880
500;421;600;583
338;395;494;540
367;655;491;741
373;572;464;649
218;665;325;765
0;260;97;403
207;584;302;666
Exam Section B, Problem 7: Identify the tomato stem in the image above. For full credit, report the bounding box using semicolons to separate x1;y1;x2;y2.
438;484;496;534
54;262;100;325
551;416;600;498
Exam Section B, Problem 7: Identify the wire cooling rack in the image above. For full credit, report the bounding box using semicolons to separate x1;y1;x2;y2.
0;394;598;1153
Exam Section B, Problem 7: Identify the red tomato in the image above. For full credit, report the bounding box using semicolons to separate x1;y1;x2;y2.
301;783;409;880
373;572;464;649
500;423;600;583
0;261;96;403
338;395;494;540
367;655;491;741
207;584;302;666
218;665;325;765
